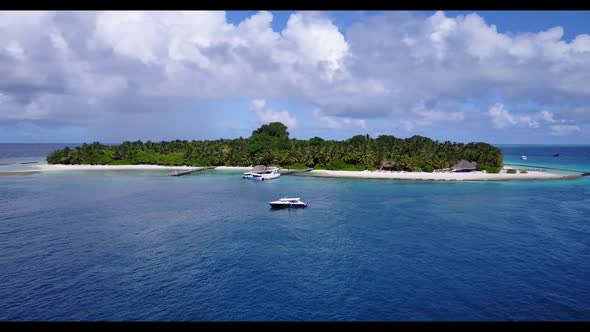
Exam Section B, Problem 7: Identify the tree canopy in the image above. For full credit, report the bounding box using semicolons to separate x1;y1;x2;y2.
47;122;503;171
251;122;289;140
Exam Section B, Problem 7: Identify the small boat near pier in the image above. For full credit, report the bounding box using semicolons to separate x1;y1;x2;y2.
242;165;281;181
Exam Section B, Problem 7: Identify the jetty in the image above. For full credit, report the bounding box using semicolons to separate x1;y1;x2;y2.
168;166;215;176
279;168;314;175
0;171;40;176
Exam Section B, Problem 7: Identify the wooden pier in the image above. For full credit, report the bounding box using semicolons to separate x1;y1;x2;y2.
168;166;215;176
279;168;314;175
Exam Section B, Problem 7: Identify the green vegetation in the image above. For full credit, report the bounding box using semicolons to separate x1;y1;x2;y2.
506;169;517;174
520;170;528;174
476;163;502;174
282;163;309;170
47;122;503;172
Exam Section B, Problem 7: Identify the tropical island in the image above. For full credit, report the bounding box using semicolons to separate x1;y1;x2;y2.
42;122;580;181
47;122;503;171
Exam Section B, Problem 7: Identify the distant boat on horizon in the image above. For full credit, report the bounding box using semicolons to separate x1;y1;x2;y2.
521;155;528;160
553;153;560;157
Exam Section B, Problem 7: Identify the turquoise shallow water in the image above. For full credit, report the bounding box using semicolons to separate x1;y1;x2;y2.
500;144;590;173
0;144;589;321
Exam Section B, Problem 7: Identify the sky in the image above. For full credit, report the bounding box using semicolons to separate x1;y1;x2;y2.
1;10;590;144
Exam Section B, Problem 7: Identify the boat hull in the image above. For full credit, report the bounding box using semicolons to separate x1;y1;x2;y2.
269;203;307;209
243;173;280;180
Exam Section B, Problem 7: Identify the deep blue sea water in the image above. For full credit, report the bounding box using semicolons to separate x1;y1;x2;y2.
1;144;589;321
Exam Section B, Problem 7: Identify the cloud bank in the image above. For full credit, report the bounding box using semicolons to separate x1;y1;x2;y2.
0;10;589;141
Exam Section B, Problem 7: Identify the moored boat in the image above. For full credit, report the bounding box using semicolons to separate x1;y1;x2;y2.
269;197;307;208
242;165;281;181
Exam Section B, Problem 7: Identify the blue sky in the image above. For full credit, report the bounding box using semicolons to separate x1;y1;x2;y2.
1;11;589;144
226;11;590;41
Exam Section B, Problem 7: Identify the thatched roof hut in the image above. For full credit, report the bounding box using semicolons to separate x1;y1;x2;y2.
380;160;396;170
251;165;268;173
451;160;478;172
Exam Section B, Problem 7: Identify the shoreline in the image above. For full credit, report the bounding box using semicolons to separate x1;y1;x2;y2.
33;164;253;172
33;164;200;171
302;169;580;181
212;166;252;171
25;163;583;181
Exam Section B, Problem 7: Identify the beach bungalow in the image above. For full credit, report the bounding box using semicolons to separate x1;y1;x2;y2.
380;160;395;171
451;160;478;172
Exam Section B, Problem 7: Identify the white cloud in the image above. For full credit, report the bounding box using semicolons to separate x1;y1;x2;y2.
518;115;539;128
571;34;590;53
0;92;13;104
313;110;367;131
550;124;581;136
3;41;26;61
399;100;465;131
541;111;557;123
281;12;349;81
489;103;516;129
340;11;590;120
250;99;297;129
250;99;266;112
488;105;572;130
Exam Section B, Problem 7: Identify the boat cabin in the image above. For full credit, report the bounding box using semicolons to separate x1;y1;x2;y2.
251;165;268;173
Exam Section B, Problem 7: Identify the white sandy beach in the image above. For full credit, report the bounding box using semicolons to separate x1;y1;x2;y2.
33;164;201;171
34;164;254;172
306;169;578;181
213;166;252;171
25;163;581;181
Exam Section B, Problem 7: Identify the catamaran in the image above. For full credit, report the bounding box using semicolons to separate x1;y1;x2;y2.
269;197;307;208
242;166;281;181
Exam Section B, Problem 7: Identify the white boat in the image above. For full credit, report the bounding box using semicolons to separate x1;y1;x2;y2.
269;197;307;208
521;155;528;160
242;166;281;181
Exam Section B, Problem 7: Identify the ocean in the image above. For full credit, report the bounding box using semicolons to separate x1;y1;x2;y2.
0;144;589;321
